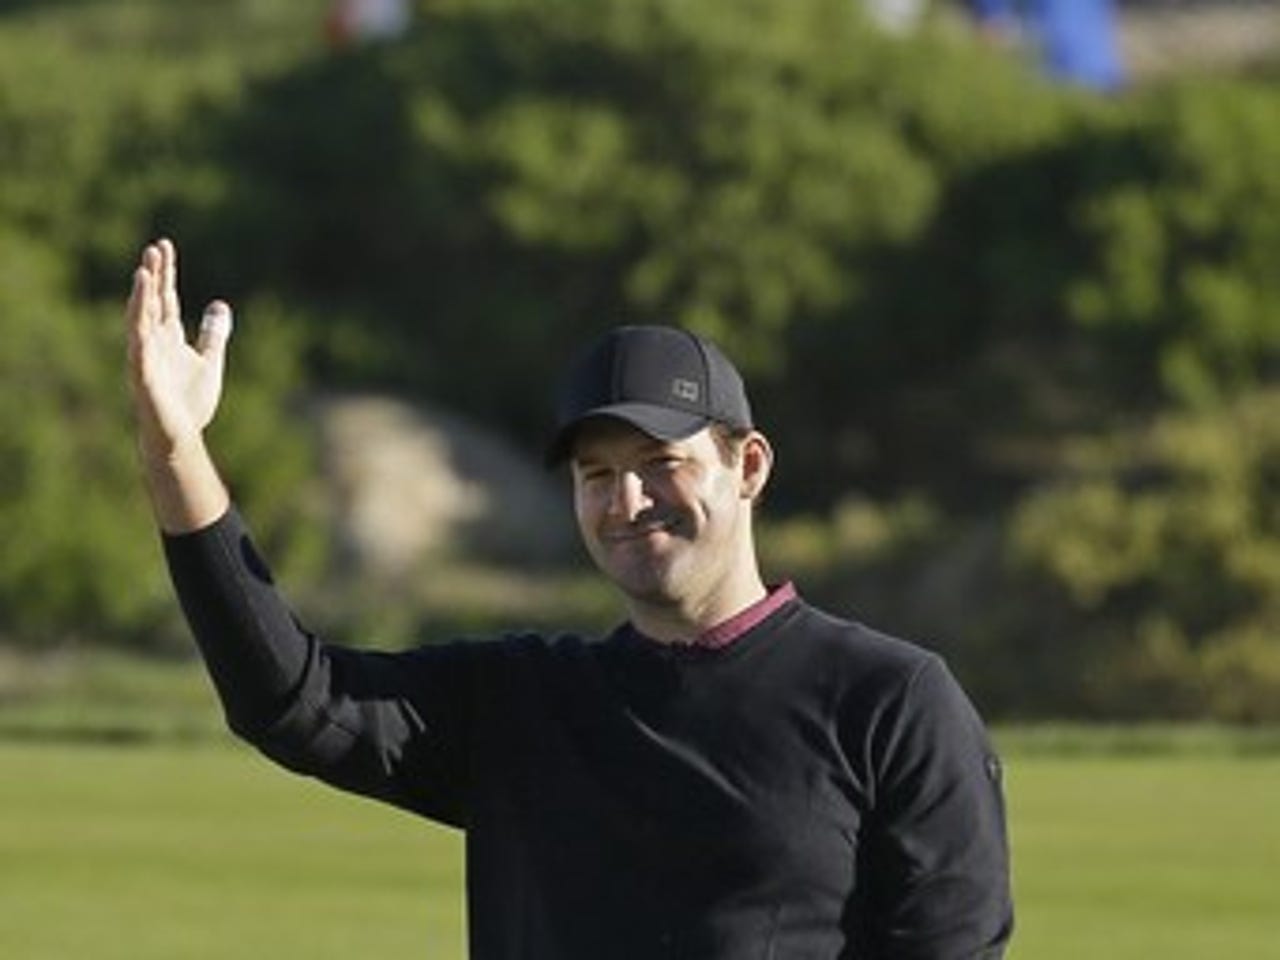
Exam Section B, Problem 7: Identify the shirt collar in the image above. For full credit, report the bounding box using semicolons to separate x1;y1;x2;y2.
695;581;797;650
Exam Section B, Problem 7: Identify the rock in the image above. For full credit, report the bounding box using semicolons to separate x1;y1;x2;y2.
314;394;576;578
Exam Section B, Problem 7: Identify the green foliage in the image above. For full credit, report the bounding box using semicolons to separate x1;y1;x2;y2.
0;2;327;650
185;0;1064;451
0;231;166;646
0;229;322;651
1067;80;1280;406
0;0;327;293
2;0;1279;720
205;297;329;587
1010;390;1280;720
142;0;1279;505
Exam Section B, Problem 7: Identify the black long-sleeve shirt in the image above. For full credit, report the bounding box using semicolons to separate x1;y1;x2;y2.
165;508;1013;959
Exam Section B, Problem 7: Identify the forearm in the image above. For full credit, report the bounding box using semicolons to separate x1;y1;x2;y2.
141;437;231;535
163;509;465;816
163;506;313;739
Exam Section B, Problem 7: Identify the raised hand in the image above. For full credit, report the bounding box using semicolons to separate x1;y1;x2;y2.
126;238;232;532
126;238;232;464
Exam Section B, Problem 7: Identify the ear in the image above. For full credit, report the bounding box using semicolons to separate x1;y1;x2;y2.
739;431;773;501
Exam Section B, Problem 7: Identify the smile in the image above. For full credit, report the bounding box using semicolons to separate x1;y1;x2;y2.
603;519;678;544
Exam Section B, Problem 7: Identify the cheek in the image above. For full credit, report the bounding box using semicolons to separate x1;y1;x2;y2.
574;485;621;545
572;490;598;533
658;474;702;515
700;474;747;533
697;465;739;505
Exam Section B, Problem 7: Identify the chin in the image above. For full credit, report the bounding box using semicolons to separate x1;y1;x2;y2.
636;573;708;614
613;573;675;606
605;562;682;607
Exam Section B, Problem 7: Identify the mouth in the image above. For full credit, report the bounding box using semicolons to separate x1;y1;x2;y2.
602;517;680;545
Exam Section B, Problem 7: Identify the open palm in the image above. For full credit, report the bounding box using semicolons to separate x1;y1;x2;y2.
126;239;231;461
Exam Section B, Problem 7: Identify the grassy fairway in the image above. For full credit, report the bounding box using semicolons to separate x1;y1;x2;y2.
0;742;464;959
1005;750;1280;959
3;739;1280;959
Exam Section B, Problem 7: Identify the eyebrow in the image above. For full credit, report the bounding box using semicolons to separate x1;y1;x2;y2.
571;438;676;468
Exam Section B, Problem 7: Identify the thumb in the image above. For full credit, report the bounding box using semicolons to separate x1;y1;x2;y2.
197;300;233;358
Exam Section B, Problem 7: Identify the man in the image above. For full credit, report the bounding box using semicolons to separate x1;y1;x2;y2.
127;237;1013;958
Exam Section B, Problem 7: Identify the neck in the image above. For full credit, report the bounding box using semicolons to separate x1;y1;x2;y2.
627;566;768;645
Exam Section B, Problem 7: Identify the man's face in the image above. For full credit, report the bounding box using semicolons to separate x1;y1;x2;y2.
570;420;753;612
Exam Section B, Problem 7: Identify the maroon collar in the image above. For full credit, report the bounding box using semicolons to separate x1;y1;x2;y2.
695;582;797;650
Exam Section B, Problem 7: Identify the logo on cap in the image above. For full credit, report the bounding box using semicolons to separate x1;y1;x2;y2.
672;378;701;403
545;325;753;466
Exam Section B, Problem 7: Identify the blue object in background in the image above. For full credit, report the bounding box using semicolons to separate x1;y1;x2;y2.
970;0;1126;92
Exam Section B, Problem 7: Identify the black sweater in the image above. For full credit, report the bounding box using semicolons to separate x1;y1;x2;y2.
165;508;1012;959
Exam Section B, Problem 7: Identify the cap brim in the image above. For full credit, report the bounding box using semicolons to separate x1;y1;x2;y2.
545;403;709;466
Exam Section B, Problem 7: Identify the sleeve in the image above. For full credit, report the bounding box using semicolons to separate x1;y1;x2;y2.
861;655;1014;959
162;506;485;826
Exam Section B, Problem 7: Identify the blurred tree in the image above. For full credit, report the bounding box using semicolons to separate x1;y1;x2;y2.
1009;389;1280;719
2;0;1279;716
1067;79;1280;407
0;231;167;647
0;228;323;651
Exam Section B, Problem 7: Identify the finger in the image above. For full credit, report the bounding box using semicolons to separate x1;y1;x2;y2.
141;242;162;275
158;238;180;326
126;266;146;328
125;269;160;399
126;264;158;341
136;243;165;327
197;300;233;359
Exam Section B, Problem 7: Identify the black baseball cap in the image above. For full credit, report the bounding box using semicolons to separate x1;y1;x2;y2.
546;325;754;465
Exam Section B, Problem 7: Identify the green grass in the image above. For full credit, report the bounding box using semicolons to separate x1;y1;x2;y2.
0;741;465;959
1004;751;1280;959
0;650;225;744
5;736;1280;959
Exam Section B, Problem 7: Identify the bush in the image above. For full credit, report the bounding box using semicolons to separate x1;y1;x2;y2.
3;0;1279;720
0;228;323;651
0;232;166;647
1008;389;1280;720
1066;79;1280;407
0;2;326;650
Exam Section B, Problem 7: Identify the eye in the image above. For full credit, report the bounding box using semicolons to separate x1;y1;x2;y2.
647;454;685;473
576;465;612;485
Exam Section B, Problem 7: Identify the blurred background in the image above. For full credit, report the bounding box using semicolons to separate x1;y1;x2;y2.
2;2;1279;958
2;0;1277;726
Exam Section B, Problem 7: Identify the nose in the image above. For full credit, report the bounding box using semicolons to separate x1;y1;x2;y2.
606;470;652;522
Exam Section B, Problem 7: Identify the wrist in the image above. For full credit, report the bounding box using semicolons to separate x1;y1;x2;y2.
139;433;205;473
139;437;231;534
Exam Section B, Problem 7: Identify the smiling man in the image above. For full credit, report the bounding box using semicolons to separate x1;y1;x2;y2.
556;327;772;641
128;239;1013;959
